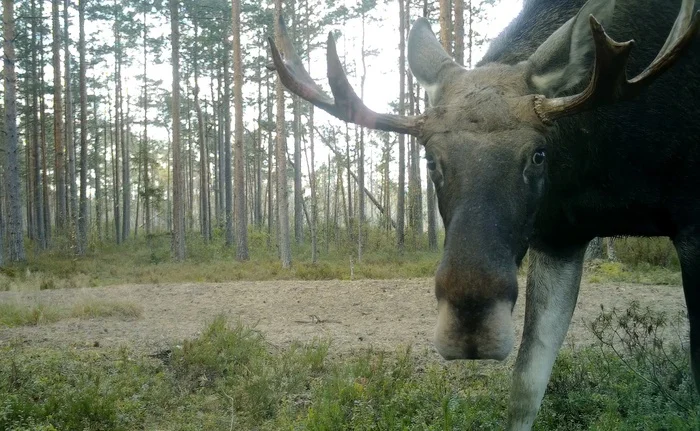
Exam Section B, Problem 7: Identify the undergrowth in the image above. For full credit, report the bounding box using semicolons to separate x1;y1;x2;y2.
1;311;697;430
1;232;685;290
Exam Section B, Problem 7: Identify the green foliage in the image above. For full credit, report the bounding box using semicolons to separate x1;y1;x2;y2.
1;313;696;430
585;260;682;285
0;348;174;431
3;228;442;290
614;237;680;268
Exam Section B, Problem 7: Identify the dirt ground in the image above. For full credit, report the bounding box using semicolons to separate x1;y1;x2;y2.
0;278;688;361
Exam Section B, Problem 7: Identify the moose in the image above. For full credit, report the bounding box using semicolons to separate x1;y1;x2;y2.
269;0;700;428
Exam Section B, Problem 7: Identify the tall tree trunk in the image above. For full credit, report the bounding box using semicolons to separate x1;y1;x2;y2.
143;8;151;237
266;66;274;249
211;76;220;226
25;113;34;244
113;1;121;243
3;0;25;262
425;0;438;250
104;120;110;238
305;1;317;263
397;0;406;251
65;0;77;241
325;153;331;254
255;48;263;229
439;0;452;54
30;0;45;250
223;40;234;247
186;90;193;233
193;23;210;242
134;143;141;238
407;0;420;239
77;0;88;254
40;34;51;244
166;126;171;232
454;0;465;65
358;9;367;262
291;4;303;245
122;97;131;241
426;91;437;250
232;0;249;260
274;2;291;268
467;0;473;68
345;125;353;240
52;0;66;232
217;76;225;230
170;0;185;260
93;100;102;242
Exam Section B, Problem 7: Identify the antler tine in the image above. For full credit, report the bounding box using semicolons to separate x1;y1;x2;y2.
267;18;424;137
267;17;335;112
535;0;700;124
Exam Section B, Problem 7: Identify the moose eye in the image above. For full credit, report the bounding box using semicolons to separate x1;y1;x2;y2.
532;150;546;165
426;156;437;171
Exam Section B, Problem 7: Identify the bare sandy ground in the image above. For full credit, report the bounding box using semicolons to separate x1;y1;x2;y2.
0;278;688;364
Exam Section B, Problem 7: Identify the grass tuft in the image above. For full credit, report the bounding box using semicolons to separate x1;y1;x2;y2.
0;302;63;327
70;299;144;320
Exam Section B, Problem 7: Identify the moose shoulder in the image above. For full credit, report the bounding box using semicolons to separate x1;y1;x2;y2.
268;0;700;429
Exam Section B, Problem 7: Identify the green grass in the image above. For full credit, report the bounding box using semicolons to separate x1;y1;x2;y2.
70;299;143;320
2;230;443;291
585;260;682;285
3;230;688;291
0;302;63;327
0;299;143;328
1;315;697;430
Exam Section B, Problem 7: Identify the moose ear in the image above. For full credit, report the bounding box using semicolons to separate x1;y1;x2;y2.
408;18;460;105
527;0;615;97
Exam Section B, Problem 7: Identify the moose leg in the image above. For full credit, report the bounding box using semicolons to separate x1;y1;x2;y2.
673;231;700;391
506;245;587;431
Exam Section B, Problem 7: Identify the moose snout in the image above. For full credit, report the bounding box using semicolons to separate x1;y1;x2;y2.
434;299;515;360
433;261;517;361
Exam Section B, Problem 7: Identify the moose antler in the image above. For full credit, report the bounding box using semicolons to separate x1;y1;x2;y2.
534;0;700;124
267;17;424;136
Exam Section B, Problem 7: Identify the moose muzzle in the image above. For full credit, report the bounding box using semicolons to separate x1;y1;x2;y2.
433;259;518;361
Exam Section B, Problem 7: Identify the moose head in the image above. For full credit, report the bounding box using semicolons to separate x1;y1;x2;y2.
268;0;700;361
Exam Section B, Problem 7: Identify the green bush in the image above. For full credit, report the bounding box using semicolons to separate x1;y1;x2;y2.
614;237;679;268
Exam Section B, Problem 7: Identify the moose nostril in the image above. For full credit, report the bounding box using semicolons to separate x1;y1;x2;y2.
434;299;515;361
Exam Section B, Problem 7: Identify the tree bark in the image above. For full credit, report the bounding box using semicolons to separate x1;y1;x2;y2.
439;0;453;54
65;0;78;240
266;63;274;249
454;0;465;65
305;0;317;263
232;0;249;260
3;0;26;262
52;0;66;232
113;1;121;243
77;0;88;254
274;0;291;268
122;96;131;241
142;7;151;237
193;23;210;242
170;0;185;260
31;0;45;250
40;32;51;244
93;99;102;242
223;39;233;247
397;0;407;251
